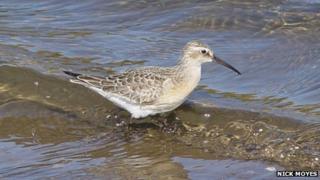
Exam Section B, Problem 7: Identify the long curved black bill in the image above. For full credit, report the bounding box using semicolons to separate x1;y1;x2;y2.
214;56;241;75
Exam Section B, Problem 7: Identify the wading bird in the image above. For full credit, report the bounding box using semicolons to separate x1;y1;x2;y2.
64;41;241;118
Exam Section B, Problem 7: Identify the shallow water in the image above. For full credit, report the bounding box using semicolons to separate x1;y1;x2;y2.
0;0;319;179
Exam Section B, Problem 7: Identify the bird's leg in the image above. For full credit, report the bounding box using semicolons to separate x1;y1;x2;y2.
129;116;133;125
127;116;160;131
125;116;133;131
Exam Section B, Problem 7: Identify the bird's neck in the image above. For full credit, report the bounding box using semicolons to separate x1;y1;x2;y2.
175;59;202;84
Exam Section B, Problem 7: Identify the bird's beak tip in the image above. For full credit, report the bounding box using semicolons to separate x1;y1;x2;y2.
213;56;241;76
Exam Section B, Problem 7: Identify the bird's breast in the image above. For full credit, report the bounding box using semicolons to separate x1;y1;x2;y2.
158;67;201;104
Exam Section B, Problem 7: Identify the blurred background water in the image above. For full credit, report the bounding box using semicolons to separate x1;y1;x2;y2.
0;0;319;179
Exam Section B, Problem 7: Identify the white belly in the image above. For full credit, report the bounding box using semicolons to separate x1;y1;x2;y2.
89;87;178;118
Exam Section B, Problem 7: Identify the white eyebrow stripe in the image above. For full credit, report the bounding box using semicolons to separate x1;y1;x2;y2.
190;46;208;51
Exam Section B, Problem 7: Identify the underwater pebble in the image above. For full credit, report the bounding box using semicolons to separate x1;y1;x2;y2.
116;121;125;127
234;135;240;139
32;129;36;137
294;146;299;150
106;115;111;119
34;81;39;86
203;140;209;144
315;157;319;161
258;128;263;132
175;117;180;120
265;166;276;172
45;95;51;99
280;154;284;158
205;132;211;137
204;113;211;118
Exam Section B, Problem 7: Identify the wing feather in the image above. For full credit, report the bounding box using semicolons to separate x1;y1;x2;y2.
70;67;175;104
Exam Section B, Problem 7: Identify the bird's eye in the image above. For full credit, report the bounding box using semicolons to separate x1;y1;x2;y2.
201;49;207;54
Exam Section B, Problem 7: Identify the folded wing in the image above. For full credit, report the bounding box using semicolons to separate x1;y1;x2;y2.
64;68;174;104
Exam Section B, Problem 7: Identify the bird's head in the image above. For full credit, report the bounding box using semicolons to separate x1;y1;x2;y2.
181;40;241;75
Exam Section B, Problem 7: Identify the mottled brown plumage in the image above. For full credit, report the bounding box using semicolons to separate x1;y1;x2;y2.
64;40;240;118
71;67;176;105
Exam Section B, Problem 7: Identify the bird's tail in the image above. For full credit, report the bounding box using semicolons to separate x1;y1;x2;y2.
63;71;82;77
